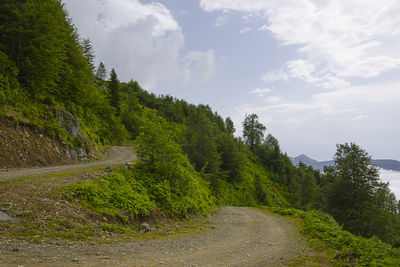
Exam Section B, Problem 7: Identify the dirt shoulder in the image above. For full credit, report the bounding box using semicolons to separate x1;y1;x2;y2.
0;206;332;266
0;146;135;179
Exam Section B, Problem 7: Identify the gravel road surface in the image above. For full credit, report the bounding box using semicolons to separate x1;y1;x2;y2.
0;207;321;266
0;146;135;180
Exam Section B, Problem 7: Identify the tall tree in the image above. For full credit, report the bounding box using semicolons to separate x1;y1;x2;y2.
242;114;266;151
108;68;120;115
225;117;235;135
264;134;279;152
325;143;391;238
96;62;107;80
81;38;95;72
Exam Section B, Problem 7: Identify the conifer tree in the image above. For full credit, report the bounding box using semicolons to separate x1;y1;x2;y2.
225;117;235;135
81;38;95;72
96;62;107;80
108;68;120;115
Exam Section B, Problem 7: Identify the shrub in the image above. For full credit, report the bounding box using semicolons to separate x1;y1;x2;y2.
270;208;400;266
70;170;154;219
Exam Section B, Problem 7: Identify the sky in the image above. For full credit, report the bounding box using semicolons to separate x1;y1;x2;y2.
62;0;400;162
380;169;400;199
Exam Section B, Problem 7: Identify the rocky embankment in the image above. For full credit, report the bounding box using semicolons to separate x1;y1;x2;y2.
0;110;96;171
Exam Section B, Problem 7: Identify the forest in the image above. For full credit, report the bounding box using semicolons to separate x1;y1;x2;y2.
1;0;400;263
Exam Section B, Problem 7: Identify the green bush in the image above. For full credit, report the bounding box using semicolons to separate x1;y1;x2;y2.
132;109;215;216
270;208;400;266
71;170;154;219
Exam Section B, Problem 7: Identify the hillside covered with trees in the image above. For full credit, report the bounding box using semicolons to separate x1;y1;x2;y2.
1;0;400;264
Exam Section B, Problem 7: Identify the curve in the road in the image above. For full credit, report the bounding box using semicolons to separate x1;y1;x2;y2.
0;207;323;266
0;146;136;180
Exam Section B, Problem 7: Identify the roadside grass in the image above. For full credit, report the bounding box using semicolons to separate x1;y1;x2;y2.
0;171;212;244
262;207;400;266
257;207;335;266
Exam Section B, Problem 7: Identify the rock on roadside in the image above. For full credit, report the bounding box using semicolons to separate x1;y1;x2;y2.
0;211;11;222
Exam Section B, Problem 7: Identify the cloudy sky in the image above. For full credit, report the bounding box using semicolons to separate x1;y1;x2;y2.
63;0;400;161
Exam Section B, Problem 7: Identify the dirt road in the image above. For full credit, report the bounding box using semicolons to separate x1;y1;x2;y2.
0;207;326;266
0;146;135;179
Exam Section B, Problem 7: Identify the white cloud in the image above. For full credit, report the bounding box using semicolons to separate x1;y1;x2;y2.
380;169;400;200
262;69;289;82
240;27;252;34
200;0;400;89
264;60;350;89
286;59;350;89
247;81;400;123
89;0;179;36
250;88;272;96
215;14;229;27
257;25;269;31
286;59;318;84
63;0;215;88
185;50;216;82
200;0;273;13
264;96;281;103
237;80;400;158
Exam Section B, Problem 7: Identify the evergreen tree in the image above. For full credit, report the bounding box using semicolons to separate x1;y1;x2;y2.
81;38;95;72
242;114;266;151
96;62;107;80
265;134;279;152
108;68;120;115
225;117;235;135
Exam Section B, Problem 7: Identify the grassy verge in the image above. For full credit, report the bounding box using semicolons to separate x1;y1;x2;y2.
256;208;335;266
0;171;212;244
264;207;400;266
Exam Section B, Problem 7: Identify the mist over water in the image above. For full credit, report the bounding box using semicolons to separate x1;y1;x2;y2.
379;169;400;200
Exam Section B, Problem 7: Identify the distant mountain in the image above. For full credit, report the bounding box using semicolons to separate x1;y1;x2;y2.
290;154;332;171
372;160;400;172
291;155;400;172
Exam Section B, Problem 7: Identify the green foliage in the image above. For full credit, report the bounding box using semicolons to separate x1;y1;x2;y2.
6;2;400;256
0;0;128;147
115;81;291;210
108;68;120;115
71;170;154;218
242;113;266;151
224;117;235;135
0;50;20;104
270;208;400;266
132;109;215;215
95;62;107;81
80;38;95;72
324;143;400;244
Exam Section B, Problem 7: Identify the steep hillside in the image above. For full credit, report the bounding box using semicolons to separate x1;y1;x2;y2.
0;116;77;170
1;0;400;257
0;108;102;170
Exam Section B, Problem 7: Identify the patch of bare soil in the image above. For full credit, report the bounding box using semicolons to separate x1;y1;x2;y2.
0;117;76;171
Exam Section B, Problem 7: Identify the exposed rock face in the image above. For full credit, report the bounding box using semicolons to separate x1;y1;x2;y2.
56;109;85;142
56;109;94;161
0;110;97;170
